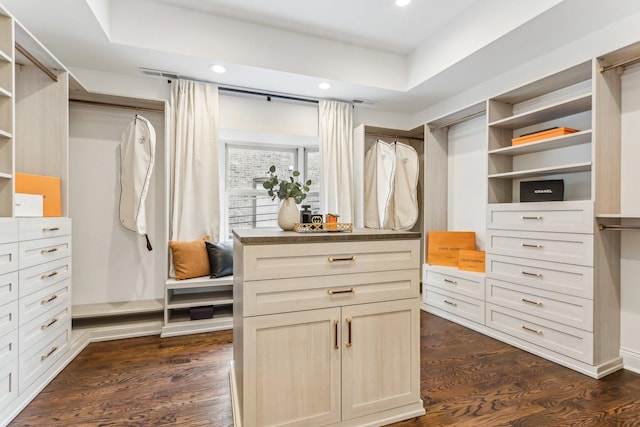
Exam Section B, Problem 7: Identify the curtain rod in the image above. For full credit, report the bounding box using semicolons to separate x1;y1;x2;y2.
428;110;485;131
600;54;640;73
15;42;58;82
70;99;164;113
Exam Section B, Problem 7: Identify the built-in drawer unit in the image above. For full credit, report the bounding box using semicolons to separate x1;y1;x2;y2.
424;286;485;325
18;218;71;241
0;359;18;413
20;304;71;354
242;239;420;281
19;257;71;298
18;235;71;270
243;269;419;317
0;329;18;368
0;271;18;305
0;300;18;339
486;303;593;364
0;243;18;276
18;279;70;325
19;325;70;393
0;220;18;246
423;265;485;300
486;229;593;266
486;278;593;331
487;201;593;233
486;254;593;299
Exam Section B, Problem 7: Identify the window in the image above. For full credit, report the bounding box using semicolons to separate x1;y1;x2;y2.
223;140;319;239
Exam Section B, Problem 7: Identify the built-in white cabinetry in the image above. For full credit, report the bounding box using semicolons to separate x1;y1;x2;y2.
0;13;13;217
0;219;18;415
231;229;424;427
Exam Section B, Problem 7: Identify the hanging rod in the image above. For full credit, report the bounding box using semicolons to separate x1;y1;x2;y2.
15;42;58;82
599;54;640;73
598;223;640;231
69;99;164;113
364;132;423;141
428;110;486;131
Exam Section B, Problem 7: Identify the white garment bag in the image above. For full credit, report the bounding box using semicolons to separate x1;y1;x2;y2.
364;140;395;229
364;140;419;230
119;114;156;250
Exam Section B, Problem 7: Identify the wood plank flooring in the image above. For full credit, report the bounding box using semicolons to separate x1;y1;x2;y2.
10;312;640;426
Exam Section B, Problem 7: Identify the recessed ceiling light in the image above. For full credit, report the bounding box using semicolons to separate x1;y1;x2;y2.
395;0;411;6
210;64;226;74
318;82;332;90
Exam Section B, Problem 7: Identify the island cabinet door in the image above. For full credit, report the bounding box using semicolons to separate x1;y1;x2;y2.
243;307;342;427
341;299;421;421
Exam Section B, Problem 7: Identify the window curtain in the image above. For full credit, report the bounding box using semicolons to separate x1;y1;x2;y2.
169;79;221;244
319;100;354;223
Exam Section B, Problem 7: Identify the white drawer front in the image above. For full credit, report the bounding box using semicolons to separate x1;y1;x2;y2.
19;324;70;393
0;271;18;305
424;266;485;300
0;219;18;245
19;279;70;326
243;239;420;281
243;269;420;317
486;303;593;364
486;278;593;331
19;257;71;298
20;303;71;354
486;229;593;267
0;300;18;339
0;359;18;413
486;254;593;299
18;218;71;241
0;243;18;276
18;235;71;269
424;286;485;325
0;328;18;367
487;201;593;233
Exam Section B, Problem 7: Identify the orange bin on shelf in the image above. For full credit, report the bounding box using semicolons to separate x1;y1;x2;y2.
15;173;61;217
511;127;578;146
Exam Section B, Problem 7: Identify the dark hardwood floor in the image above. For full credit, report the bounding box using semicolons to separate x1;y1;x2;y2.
10;312;640;426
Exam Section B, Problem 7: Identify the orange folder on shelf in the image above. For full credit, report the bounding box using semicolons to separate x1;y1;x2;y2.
427;231;476;267
511;127;578;146
458;250;486;273
15;173;61;217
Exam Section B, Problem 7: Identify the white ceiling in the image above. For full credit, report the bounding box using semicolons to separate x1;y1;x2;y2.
3;0;640;114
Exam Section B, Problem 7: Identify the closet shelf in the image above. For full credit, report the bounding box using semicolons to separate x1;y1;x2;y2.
488;94;592;129
167;291;233;309
165;275;233;290
0;172;11;179
0;49;11;62
0;129;12;138
0;86;11;97
488;130;592;156
488;162;592;180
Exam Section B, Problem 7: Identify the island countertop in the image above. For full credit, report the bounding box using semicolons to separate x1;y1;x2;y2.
232;227;421;244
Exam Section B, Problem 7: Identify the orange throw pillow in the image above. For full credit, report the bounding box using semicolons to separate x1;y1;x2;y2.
169;236;210;280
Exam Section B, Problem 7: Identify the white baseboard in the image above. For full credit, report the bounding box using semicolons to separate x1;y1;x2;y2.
621;347;640;374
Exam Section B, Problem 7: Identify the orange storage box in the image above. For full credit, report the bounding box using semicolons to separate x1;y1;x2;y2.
511;127;578;146
15;173;61;217
458;250;486;273
427;231;476;267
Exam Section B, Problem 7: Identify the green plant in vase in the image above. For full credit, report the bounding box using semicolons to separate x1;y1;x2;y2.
263;165;312;230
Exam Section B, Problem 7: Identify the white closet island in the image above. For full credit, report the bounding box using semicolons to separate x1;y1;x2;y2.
230;228;424;427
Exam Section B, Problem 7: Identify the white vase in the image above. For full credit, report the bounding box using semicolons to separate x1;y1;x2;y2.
278;198;299;231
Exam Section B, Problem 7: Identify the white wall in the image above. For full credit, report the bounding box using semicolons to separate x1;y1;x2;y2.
619;63;640;373
69;104;166;305
447;115;487;249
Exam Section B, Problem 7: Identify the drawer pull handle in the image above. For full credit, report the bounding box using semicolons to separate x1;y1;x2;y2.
41;248;59;254
41;317;58;330
328;256;356;262
444;299;457;307
521;325;543;335
334;320;339;349
521;270;543;278
521;243;543;248
443;278;457;284
41;346;58;361
328;288;355;295
346;318;352;347
521;216;543;220
41;294;58;304
521;297;543;306
41;271;59;280
42;227;60;232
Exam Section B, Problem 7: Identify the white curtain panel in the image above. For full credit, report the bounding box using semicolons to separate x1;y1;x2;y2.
169;79;221;243
319;100;354;223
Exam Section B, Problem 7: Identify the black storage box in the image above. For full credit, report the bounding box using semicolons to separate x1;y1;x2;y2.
520;179;564;202
190;306;214;320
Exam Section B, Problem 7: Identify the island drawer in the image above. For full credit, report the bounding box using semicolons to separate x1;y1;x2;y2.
243;269;419;316
242;239;420;281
